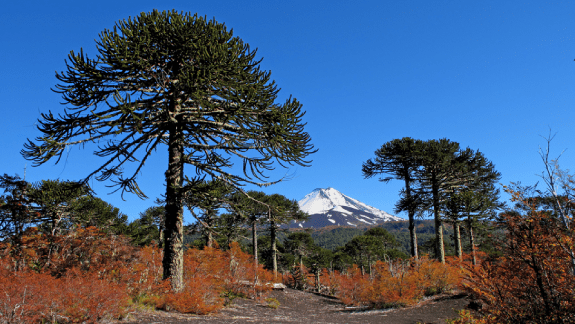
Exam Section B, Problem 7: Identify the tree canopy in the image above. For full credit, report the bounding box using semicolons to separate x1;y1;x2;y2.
364;138;501;264
21;10;315;290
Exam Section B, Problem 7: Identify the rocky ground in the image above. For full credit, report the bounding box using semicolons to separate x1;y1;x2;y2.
120;288;472;324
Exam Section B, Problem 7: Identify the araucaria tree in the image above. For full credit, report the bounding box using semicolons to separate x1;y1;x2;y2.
21;10;315;290
362;137;425;260
364;138;500;264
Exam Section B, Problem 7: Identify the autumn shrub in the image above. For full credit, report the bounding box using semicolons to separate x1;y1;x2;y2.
0;264;45;324
0;260;128;323
157;246;226;313
322;269;341;296
332;265;370;306
155;242;273;314
446;310;492;324
2;226;138;278
415;255;461;296
332;256;463;308
460;206;575;323
367;259;423;307
119;243;167;302
0;228;276;320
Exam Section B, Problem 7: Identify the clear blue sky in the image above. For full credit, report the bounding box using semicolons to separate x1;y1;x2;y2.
2;1;575;222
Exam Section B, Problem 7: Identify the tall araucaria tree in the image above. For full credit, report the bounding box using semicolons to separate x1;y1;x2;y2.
441;153;501;262
362;137;425;259
416;140;498;264
21;10;315;290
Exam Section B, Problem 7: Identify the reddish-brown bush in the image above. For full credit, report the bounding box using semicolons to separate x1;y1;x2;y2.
330;257;463;308
0;228;276;322
0;259;128;323
154;243;274;314
460;213;575;322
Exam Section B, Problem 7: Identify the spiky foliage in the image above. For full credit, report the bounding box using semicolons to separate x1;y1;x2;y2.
362;137;426;259
415;140;500;263
22;10;315;290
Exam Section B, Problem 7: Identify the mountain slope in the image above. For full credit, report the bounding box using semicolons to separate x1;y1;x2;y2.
289;187;402;229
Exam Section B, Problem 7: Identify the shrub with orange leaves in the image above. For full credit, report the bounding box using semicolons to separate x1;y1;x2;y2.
460;211;575;322
2;226;138;278
0;227;277;320
0;258;128;323
367;259;423;306
154;242;274;314
415;255;461;296
457;186;575;323
330;256;463;308
333;264;370;306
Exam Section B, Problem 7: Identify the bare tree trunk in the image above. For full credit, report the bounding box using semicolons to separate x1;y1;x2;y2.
405;179;419;260
163;122;185;291
468;217;477;266
368;257;372;278
270;220;278;280
432;180;445;264
251;221;259;291
159;225;164;249
207;230;213;248
454;222;462;260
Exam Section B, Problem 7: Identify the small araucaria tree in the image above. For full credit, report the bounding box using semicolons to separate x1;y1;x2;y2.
21;10;315;290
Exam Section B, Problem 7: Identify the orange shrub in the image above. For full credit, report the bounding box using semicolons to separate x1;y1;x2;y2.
0;265;46;323
415;256;461;296
156;242;274;314
0;263;128;323
368;259;423;306
0;228;277;319
333;265;370;306
332;257;464;308
457;188;575;323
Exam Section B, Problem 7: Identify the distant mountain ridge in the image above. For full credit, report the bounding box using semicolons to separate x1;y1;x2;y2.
289;188;403;229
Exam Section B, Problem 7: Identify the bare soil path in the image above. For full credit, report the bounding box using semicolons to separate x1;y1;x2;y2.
122;289;470;324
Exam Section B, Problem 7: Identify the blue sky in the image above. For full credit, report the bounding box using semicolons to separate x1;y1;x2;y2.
2;1;575;222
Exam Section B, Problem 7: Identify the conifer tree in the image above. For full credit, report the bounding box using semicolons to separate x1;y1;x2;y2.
416;141;500;264
362;137;425;259
184;180;231;248
264;193;307;278
28;179;90;235
441;153;501;262
0;174;35;241
415;139;461;263
21;10;315;290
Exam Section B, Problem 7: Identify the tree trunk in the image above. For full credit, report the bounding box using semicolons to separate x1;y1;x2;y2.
432;178;445;264
454;222;462;260
468;216;477;265
158;225;164;249
162;122;185;291
252;221;258;262
252;221;258;284
270;220;278;280
207;229;213;248
367;255;372;277
404;178;419;260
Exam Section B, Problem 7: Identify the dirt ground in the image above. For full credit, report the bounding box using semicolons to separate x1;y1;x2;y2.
120;288;471;324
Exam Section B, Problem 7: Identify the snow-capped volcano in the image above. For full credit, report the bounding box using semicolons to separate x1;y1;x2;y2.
290;188;403;229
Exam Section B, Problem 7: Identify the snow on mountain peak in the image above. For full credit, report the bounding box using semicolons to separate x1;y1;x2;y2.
298;187;400;221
